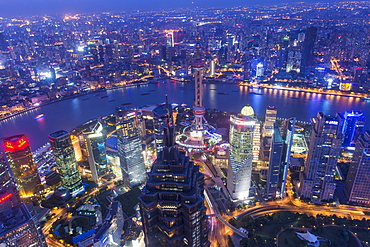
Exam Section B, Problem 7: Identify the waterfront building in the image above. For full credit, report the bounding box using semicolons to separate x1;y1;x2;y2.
139;123;209;247
338;111;365;148
300;112;343;202
263;106;277;137
345;131;370;205
49;130;83;196
116;108;146;187
0;202;47;247
83;121;109;184
3;134;42;202
227;106;257;200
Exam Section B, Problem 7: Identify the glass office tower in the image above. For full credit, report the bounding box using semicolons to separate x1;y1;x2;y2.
116;108;146;187
49;130;83;196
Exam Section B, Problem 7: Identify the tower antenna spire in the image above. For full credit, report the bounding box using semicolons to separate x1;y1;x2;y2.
165;94;173;126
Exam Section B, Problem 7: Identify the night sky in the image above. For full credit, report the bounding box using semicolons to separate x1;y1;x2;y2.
0;0;338;17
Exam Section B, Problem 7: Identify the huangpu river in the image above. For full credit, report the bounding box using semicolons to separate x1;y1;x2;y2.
0;80;368;150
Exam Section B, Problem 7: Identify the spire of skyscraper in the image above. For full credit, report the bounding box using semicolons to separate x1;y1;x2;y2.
139;110;209;246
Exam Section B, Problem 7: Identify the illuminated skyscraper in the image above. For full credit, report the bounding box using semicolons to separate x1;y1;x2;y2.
263;106;277;137
252;121;261;164
83;121;109;184
4;135;42;202
0;155;46;246
265;120;295;200
266;123;284;200
280;117;296;198
300;112;343;202
0;202;47;247
227;106;257;200
49;130;83;196
0;153;21;211
116;108;146;187
345;131;370;205
139;122;209;247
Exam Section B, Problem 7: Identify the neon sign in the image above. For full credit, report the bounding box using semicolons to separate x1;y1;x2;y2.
0;193;12;203
4;137;29;151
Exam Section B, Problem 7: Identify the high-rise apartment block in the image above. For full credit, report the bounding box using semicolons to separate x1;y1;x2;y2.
49;130;83;196
4;135;42;202
116;108;146;187
300;112;343;202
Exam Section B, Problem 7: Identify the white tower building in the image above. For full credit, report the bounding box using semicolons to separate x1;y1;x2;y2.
227;106;257;200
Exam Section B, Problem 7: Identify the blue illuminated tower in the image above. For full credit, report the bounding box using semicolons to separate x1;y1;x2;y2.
338;111;365;148
83;121;109;184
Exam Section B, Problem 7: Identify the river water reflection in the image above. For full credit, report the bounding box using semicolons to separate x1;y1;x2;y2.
0;81;368;150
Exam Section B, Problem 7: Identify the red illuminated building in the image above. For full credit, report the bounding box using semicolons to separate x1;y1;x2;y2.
4;134;42;202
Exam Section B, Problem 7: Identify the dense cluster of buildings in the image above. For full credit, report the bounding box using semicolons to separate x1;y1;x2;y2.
1;1;370;246
0;2;369;118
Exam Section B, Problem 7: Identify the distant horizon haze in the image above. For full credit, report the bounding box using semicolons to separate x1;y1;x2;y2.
0;0;339;18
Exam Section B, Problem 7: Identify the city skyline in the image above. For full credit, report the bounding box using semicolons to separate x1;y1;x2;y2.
0;0;340;18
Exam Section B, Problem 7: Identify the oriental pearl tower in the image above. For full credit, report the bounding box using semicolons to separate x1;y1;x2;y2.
176;35;221;149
